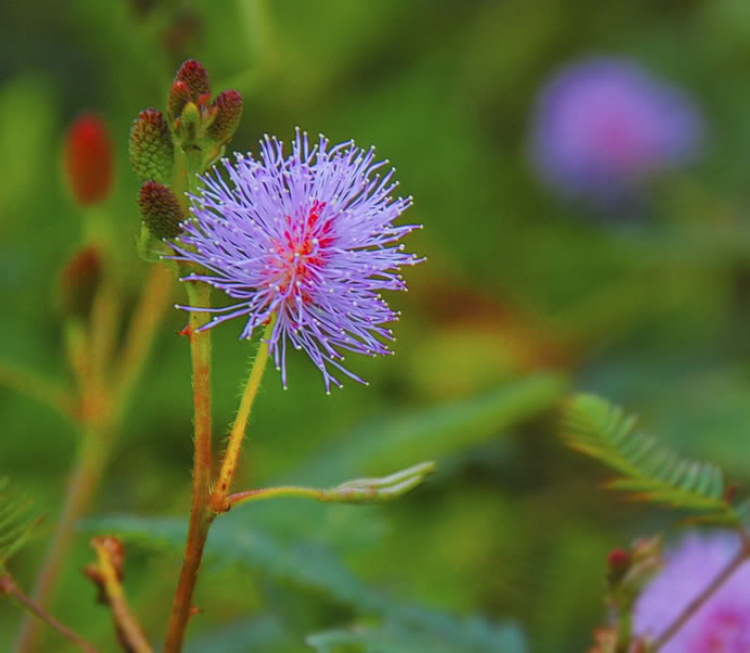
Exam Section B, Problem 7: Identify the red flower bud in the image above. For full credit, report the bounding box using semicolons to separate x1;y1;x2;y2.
63;114;114;206
167;80;192;124
174;59;210;100
607;548;631;571
138;181;184;240
606;547;633;588
207;90;243;145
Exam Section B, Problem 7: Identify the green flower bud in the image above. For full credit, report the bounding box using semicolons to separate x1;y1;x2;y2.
129;108;174;184
175;101;200;147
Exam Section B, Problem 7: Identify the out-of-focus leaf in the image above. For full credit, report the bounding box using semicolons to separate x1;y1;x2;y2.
306;618;527;653
290;373;566;486
184;614;295;653
532;528;610;653
236;377;563;548
83;514;525;652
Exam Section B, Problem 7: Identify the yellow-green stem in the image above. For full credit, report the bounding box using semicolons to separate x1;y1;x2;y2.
92;539;153;653
163;281;213;653
172;146;197;217
209;316;275;513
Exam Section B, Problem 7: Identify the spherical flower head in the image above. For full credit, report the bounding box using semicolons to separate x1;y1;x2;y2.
634;533;750;652
172;130;423;392
530;57;704;204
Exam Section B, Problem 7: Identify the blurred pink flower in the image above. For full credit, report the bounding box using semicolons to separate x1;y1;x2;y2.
530;57;704;204
634;533;750;652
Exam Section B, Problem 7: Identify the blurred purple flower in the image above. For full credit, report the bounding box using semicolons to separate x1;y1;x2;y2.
634;533;750;652
530;57;704;203
172;130;423;392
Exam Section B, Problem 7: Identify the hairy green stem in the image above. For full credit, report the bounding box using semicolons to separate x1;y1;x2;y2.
163;281;213;653
226;461;437;508
209;316;275;513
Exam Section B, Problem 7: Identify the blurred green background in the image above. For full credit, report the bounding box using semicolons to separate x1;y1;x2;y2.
3;1;750;651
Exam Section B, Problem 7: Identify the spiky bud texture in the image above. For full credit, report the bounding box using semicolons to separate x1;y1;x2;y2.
174;59;210;100
59;246;102;320
63;114;114;206
138;181;184;239
129;108;174;184
167;80;191;124
207;90;243;145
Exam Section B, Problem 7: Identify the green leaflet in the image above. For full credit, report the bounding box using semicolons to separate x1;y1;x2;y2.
0;478;41;574
559;394;738;519
82;515;525;653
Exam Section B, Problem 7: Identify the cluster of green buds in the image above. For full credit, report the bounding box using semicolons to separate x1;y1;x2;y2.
129;60;243;257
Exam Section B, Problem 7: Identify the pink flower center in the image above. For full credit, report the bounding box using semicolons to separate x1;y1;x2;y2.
692;609;750;653
266;201;333;303
594;110;657;171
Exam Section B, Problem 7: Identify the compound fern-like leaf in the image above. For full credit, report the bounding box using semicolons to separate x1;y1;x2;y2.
0;478;42;574
560;394;735;518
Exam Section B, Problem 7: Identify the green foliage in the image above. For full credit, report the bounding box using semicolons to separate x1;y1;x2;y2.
291;373;566;485
560;394;736;519
7;1;750;650
307;619;527;653
83;514;525;652
184;615;295;653
0;478;41;574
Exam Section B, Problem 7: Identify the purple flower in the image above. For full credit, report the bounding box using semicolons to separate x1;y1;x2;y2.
530;57;704;203
634;533;750;652
172;130;423;392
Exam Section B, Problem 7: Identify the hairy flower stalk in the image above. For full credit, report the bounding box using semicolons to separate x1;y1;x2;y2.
163;282;213;653
162;130;423;652
171;129;423;392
